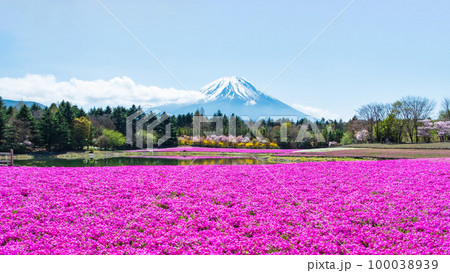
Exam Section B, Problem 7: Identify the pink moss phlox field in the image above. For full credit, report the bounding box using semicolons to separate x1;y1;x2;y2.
1;159;449;254
128;147;299;154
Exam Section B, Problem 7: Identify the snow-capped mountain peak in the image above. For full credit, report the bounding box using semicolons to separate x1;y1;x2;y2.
200;76;262;103
161;76;312;120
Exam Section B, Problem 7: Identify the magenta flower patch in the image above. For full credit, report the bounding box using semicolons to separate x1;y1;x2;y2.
0;159;449;254
128;147;298;154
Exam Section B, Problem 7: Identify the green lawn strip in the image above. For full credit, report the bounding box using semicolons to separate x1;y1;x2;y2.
345;143;450;150
267;156;365;163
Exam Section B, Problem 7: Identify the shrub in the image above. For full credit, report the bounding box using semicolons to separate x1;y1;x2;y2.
95;135;109;150
95;129;126;150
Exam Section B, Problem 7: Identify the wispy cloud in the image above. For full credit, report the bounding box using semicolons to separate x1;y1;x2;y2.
0;74;204;109
292;103;341;120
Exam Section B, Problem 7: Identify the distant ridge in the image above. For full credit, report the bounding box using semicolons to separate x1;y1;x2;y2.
2;99;46;109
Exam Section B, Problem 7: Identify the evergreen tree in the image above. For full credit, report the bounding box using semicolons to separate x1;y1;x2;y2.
0;97;6;146
6;106;14;117
55;110;71;150
54;102;76;150
15;105;37;145
155;114;177;148
111;106;128;135
39;105;59;150
30;103;43;120
78;108;87;118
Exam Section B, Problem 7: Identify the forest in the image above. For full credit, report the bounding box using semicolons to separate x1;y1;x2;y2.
0;96;449;153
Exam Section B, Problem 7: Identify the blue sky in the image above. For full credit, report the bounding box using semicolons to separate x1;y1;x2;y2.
0;0;449;120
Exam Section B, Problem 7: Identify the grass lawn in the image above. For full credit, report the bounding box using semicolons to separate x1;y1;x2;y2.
284;148;450;159
345;143;449;149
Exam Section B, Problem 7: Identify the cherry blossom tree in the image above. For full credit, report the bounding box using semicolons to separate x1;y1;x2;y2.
356;130;369;142
434;121;450;141
417;119;434;143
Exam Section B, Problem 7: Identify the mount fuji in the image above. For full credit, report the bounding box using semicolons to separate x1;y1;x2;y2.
160;76;313;120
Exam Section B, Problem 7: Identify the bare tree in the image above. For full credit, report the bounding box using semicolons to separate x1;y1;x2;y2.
391;101;406;143
356;103;389;142
399;96;436;143
441;97;450;120
357;104;375;142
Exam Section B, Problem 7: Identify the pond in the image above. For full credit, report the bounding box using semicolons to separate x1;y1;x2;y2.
14;156;265;167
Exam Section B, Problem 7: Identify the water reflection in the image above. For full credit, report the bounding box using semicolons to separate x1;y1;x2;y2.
14;156;264;167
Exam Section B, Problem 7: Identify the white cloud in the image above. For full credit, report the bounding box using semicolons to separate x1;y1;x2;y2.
292;103;341;120
0;74;346;120
0;74;204;109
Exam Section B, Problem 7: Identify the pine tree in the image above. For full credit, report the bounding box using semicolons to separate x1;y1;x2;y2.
54;101;81;150
14;105;37;146
39;105;59;150
111;106;128;135
55;109;71;150
0;97;6;146
6;106;14;117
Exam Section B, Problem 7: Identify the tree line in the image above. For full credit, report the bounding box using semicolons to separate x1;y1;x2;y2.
354;96;449;144
0;95;448;153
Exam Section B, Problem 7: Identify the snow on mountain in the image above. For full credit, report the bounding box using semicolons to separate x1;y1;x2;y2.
200;76;261;103
160;76;313;120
